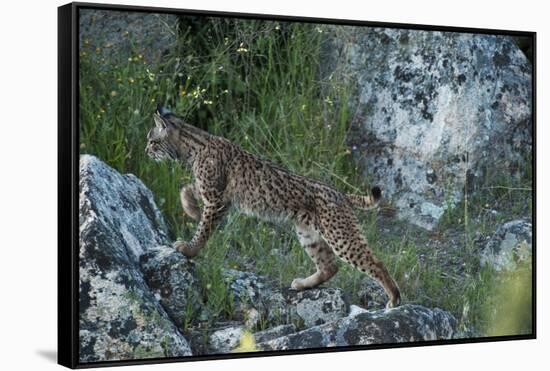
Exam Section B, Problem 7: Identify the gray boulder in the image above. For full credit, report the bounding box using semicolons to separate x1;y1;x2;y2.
284;287;349;328
222;269;349;329
325;28;532;229
140;246;204;327
357;277;388;310
253;324;298;343
79;155;192;362
207;325;244;354
198;324;298;355
258;304;457;350
481;219;532;271
222;269;285;327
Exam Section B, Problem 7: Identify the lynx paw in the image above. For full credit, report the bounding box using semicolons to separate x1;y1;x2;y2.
385;294;401;309
173;240;198;258
291;278;306;291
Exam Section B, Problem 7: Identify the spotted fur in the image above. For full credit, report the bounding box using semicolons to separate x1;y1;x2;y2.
146;107;401;308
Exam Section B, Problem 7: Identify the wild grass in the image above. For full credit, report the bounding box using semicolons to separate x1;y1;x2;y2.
79;18;532;336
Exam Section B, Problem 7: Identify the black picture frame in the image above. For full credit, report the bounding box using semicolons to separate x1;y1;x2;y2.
58;2;536;368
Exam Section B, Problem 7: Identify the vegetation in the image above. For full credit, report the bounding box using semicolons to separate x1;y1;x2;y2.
80;18;532;337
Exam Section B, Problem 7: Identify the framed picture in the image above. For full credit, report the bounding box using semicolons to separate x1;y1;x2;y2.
58;2;536;368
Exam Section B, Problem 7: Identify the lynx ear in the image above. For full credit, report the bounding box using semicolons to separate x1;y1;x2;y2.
153;113;168;129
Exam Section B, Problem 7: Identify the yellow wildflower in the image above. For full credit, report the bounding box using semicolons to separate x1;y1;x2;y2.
236;42;248;53
233;331;257;353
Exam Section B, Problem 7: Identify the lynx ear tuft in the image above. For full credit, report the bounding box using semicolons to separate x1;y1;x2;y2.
156;104;173;117
371;186;382;201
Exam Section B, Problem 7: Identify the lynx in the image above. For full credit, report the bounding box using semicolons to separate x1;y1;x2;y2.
146;107;401;308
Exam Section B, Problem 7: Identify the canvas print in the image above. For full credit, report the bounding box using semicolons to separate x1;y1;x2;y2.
76;6;533;364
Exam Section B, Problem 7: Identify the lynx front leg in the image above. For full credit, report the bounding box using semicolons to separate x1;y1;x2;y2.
291;224;338;290
176;152;228;258
173;202;226;258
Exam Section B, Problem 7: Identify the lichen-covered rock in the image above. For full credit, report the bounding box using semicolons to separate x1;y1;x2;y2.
140;245;204;326
349;304;370;317
198;324;298;355
79;8;178;65
222;269;349;329
79;155;192;362
207;326;244;354
253;324;298;343
222;269;286;327
284;287;349;328
79;155;168;261
480;219;532;271
258;304;456;350
357;277;388;310
325;28;532;229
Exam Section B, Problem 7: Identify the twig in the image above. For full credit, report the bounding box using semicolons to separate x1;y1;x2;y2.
482;186;532;191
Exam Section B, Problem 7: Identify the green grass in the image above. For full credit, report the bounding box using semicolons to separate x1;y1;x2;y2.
80;18;532;336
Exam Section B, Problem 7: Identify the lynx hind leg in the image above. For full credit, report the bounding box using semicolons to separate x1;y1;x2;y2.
180;184;201;221
291;224;338;291
318;207;401;308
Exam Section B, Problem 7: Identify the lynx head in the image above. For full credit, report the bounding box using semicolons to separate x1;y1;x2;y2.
145;106;180;161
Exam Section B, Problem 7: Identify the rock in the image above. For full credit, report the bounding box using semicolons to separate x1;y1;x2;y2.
258;304;457;350
79;155;192;362
78;155;169;261
253;324;298;343
222;269;349;329
79;8;178;65
221;269;286;327
284;287;349;328
207;326;244;354
349;304;370;317
198;324;298;355
357;277;388;310
139;246;204;327
481;219;532;271
325;28;532;229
